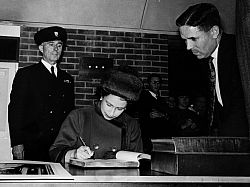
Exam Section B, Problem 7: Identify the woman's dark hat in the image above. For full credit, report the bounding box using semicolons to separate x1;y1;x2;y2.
34;26;67;45
101;69;143;101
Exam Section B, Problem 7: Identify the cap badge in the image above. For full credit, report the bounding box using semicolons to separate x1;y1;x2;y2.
54;32;59;37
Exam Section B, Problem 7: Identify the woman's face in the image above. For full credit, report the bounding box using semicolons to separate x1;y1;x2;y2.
100;94;127;120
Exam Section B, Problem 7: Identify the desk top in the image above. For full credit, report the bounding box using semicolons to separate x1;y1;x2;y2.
64;164;250;184
0;163;249;184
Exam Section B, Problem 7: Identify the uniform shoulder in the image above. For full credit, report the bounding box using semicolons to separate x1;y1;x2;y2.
15;63;41;77
58;68;73;78
17;63;39;71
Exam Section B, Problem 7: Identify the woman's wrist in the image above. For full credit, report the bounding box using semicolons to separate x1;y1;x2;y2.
65;149;76;163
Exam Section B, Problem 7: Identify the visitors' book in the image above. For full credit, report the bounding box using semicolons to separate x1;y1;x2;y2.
69;151;151;168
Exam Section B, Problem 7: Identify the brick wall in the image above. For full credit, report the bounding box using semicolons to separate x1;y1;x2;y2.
19;26;169;108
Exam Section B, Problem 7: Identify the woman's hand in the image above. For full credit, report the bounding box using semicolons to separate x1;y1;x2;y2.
74;146;94;160
65;146;94;163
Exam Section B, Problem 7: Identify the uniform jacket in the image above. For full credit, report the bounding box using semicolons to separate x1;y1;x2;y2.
8;62;75;161
49;105;143;164
211;33;248;136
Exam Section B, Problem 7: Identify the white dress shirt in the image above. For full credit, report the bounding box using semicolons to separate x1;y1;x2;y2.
41;59;57;77
211;46;223;106
149;90;157;99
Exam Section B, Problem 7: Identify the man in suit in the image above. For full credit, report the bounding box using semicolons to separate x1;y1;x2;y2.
8;26;75;161
137;74;173;153
176;3;248;136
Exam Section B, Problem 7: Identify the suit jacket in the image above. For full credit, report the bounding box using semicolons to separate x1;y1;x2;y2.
211;33;248;136
136;89;173;153
8;62;75;161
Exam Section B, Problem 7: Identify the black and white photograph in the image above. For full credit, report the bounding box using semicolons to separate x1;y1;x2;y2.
0;0;249;186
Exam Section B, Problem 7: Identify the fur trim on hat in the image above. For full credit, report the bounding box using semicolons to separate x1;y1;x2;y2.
102;70;143;101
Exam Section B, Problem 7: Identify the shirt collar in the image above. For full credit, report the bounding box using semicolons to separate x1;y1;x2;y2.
149;90;157;99
211;44;219;60
41;59;57;74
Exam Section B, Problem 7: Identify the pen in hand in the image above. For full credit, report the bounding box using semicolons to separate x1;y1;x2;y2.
79;136;86;146
78;136;95;159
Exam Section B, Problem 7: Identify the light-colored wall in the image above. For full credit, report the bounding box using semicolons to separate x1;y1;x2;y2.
0;0;235;34
143;0;235;34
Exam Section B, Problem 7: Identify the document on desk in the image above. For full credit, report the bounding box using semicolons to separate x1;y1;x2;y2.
69;151;151;168
0;160;72;180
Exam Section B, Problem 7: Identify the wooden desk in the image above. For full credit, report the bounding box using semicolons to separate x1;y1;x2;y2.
0;163;250;186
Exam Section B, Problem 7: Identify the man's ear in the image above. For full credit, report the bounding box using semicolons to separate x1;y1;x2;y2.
38;44;44;53
210;25;220;39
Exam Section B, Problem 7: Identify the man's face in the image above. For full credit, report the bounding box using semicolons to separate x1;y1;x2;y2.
179;25;219;59
39;40;63;65
149;76;161;94
177;96;190;109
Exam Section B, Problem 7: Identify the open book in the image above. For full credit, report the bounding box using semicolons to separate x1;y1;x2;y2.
69;151;151;168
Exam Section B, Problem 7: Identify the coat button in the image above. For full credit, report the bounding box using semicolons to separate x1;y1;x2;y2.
50;110;53;114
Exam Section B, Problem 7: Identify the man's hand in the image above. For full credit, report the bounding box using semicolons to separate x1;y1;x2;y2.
12;144;24;160
150;109;168;119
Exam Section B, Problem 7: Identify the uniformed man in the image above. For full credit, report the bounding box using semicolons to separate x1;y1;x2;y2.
8;26;75;161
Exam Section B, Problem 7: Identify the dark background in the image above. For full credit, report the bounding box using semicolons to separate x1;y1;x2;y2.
168;35;208;97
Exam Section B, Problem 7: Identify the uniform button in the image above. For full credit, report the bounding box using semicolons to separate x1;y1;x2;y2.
50;128;54;131
63;111;66;114
50;110;53;114
48;94;52;97
62;94;65;97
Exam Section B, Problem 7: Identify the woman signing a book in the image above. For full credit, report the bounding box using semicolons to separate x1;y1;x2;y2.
49;66;143;164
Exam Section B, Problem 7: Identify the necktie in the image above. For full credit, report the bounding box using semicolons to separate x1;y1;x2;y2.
51;66;56;78
207;57;216;130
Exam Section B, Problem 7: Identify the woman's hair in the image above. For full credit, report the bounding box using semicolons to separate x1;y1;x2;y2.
176;3;222;32
96;66;143;102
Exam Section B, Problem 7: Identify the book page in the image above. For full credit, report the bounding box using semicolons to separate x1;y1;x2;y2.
69;151;150;168
116;151;151;161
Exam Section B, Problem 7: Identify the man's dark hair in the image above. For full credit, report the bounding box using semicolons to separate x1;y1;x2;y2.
147;73;162;84
176;3;222;32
